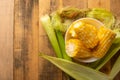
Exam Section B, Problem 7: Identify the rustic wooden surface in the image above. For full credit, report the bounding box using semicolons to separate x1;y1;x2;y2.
14;0;39;80
0;0;14;80
0;0;120;80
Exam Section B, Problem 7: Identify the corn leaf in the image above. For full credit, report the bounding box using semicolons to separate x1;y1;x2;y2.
55;30;72;61
40;15;62;58
109;22;120;79
58;7;90;19
86;8;115;29
109;55;120;79
51;12;67;32
40;54;109;80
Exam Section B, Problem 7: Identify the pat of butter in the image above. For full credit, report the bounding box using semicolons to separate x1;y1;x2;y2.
73;21;84;28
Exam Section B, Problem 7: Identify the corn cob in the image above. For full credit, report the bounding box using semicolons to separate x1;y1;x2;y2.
93;27;116;58
68;21;84;39
66;39;92;58
74;21;99;49
68;27;78;38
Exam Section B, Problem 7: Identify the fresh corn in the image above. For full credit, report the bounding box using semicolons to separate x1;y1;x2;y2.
74;21;99;49
93;27;116;58
66;39;92;58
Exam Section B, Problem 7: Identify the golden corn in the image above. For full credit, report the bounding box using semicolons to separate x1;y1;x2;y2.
93;27;116;58
74;21;99;49
68;27;78;39
66;39;92;58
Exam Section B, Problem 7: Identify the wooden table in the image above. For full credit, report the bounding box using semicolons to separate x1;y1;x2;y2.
0;0;120;80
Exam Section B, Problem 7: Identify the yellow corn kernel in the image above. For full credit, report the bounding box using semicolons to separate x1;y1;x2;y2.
68;27;78;38
74;21;99;49
66;39;92;58
68;21;84;38
93;27;116;58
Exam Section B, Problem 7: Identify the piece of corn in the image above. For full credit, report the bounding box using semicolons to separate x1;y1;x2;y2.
68;27;78;39
93;27;116;58
66;39;92;58
74;21;99;49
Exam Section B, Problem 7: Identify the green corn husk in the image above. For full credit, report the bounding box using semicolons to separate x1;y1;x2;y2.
109;28;120;79
86;8;115;29
50;12;72;61
109;55;120;79
58;7;88;19
50;7;90;33
40;15;62;58
51;12;67;32
55;30;72;61
40;54;109;80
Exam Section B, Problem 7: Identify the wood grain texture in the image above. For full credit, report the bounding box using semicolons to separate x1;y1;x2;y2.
62;0;88;8
39;0;63;80
88;0;110;10
14;0;39;80
0;0;14;80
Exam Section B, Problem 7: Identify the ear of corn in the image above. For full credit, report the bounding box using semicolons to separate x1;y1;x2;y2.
93;27;116;58
66;39;92;58
74;21;99;49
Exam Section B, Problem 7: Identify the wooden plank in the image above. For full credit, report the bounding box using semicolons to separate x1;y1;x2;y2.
39;0;63;80
88;0;110;10
14;0;24;79
110;0;120;19
62;0;88;8
0;0;14;80
14;0;39;80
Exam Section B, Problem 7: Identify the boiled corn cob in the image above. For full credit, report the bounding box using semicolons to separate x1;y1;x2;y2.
68;27;78;39
66;39;92;58
74;21;99;49
93;27;116;58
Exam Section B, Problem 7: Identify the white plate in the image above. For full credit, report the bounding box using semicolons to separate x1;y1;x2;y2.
65;18;104;63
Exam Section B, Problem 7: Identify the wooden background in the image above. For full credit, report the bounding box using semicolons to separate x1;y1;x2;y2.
0;0;120;80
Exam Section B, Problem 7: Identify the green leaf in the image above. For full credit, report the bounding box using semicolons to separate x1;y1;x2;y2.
87;8;115;29
51;12;67;32
55;30;72;61
40;54;109;80
58;7;84;19
109;28;120;79
40;15;62;58
113;29;120;38
109;55;120;79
